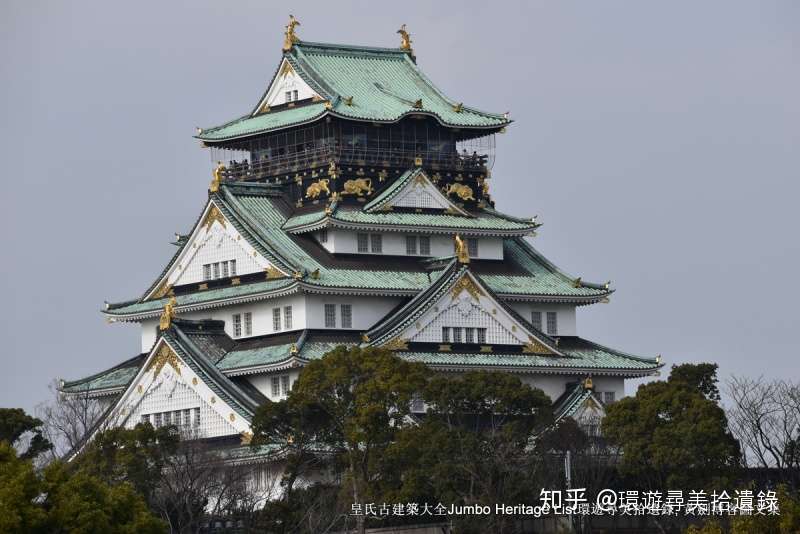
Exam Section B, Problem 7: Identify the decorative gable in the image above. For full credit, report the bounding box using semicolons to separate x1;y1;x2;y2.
365;169;469;215
103;340;250;439
146;202;288;299
253;59;322;114
383;269;556;353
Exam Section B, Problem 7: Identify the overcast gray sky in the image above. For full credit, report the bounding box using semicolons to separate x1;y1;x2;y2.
1;1;798;413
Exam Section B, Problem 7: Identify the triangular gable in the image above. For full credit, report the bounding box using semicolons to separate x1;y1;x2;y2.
145;200;289;300
364;169;470;215
88;336;253;448
252;59;323;116
369;264;560;355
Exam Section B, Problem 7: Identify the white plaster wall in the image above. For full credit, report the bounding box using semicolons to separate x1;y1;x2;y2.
141;319;159;353
320;229;503;260
305;294;403;330
172;225;263;286
518;374;625;403
179;293;307;339
263;62;318;107
248;369;302;401
508;302;577;336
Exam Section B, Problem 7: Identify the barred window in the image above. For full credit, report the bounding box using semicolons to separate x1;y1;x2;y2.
370;233;383;253
465;327;475;344
452;327;462;343
213;262;220;279
419;236;431;255
281;375;291;396
546;311;558;335
232;313;242;338
221;261;229;278
193;408;200;427
324;304;336;328
442;327;450;343
141;414;150;425
340;304;352;328
405;235;417;255
183;409;191;429
271;376;280;397
284;306;292;330
531;311;542;331
203;264;211;281
285;90;292;102
154;412;163;427
477;328;487;344
319;229;328;243
244;312;252;336
357;233;369;253
467;238;479;257
273;308;281;331
230;259;236;276
603;392;616;404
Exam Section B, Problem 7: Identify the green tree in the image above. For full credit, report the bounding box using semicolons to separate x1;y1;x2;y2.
250;346;429;534
0;407;52;460
602;363;741;532
0;442;47;532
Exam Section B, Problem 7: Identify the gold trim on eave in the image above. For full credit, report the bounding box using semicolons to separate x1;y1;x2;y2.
203;204;226;232
147;344;182;377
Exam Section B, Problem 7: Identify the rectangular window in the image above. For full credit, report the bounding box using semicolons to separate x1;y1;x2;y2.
477;328;487;344
272;308;281;331
324;304;336;328
410;393;424;413
546;311;558;335
271;376;280;397
232;313;242;338
244;312;252;336
154;412;163;428
221;261;229;278
213;262;220;279
357;233;369;253
173;410;182;427
193;408;200;428
141;414;150;425
340;304;352;328
603;392;616;404
203;264;211;281
531;311;543;331
183;409;191;429
370;234;382;253
467;238;479;258
292;90;298;101
405;235;417;255
442;327;450;343
285;90;292;102
452;327;462;343
465;327;475;344
284;306;292;330
419;236;431;255
319;229;328;243
281;375;290;396
230;259;236;276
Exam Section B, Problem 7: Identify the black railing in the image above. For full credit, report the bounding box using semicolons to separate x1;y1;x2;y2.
220;146;488;182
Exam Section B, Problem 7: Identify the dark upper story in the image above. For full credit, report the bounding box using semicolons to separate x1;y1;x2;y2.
195;34;510;190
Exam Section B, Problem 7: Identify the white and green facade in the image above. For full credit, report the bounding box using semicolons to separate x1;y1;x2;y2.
61;32;661;451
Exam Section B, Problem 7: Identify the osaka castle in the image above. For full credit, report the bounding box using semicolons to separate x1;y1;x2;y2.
61;19;661;453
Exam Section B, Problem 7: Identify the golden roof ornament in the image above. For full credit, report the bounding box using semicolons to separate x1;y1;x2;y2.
454;234;470;264
397;24;413;53
159;296;177;331
210;161;225;193
282;15;300;52
583;377;594;390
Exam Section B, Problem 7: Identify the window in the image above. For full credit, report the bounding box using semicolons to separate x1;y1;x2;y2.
546;311;558;335
370;233;382;253
285;90;292;102
183;409;190;429
452;327;462;343
442;327;450;343
340;304;352;328
465;327;475;343
293;90;298;101
531;311;543;331
272;308;281;331
281;375;291;396
603;392;616;404
230;259;236;276
141;414;150;425
477;328;487;344
357;233;369;253
203;264;211;281
271;376;280;397
284;306;292;330
419;236;431;255
410;393;424;413
244;312;252;336
406;235;417;255
467;238;479;258
213;262;220;279
193;408;200;427
221;261;229;278
232;313;242;338
324;304;336;328
154;412;163;427
319;229;328;243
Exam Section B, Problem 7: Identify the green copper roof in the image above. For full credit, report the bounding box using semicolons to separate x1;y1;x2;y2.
198;42;509;142
284;206;537;235
60;354;145;394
